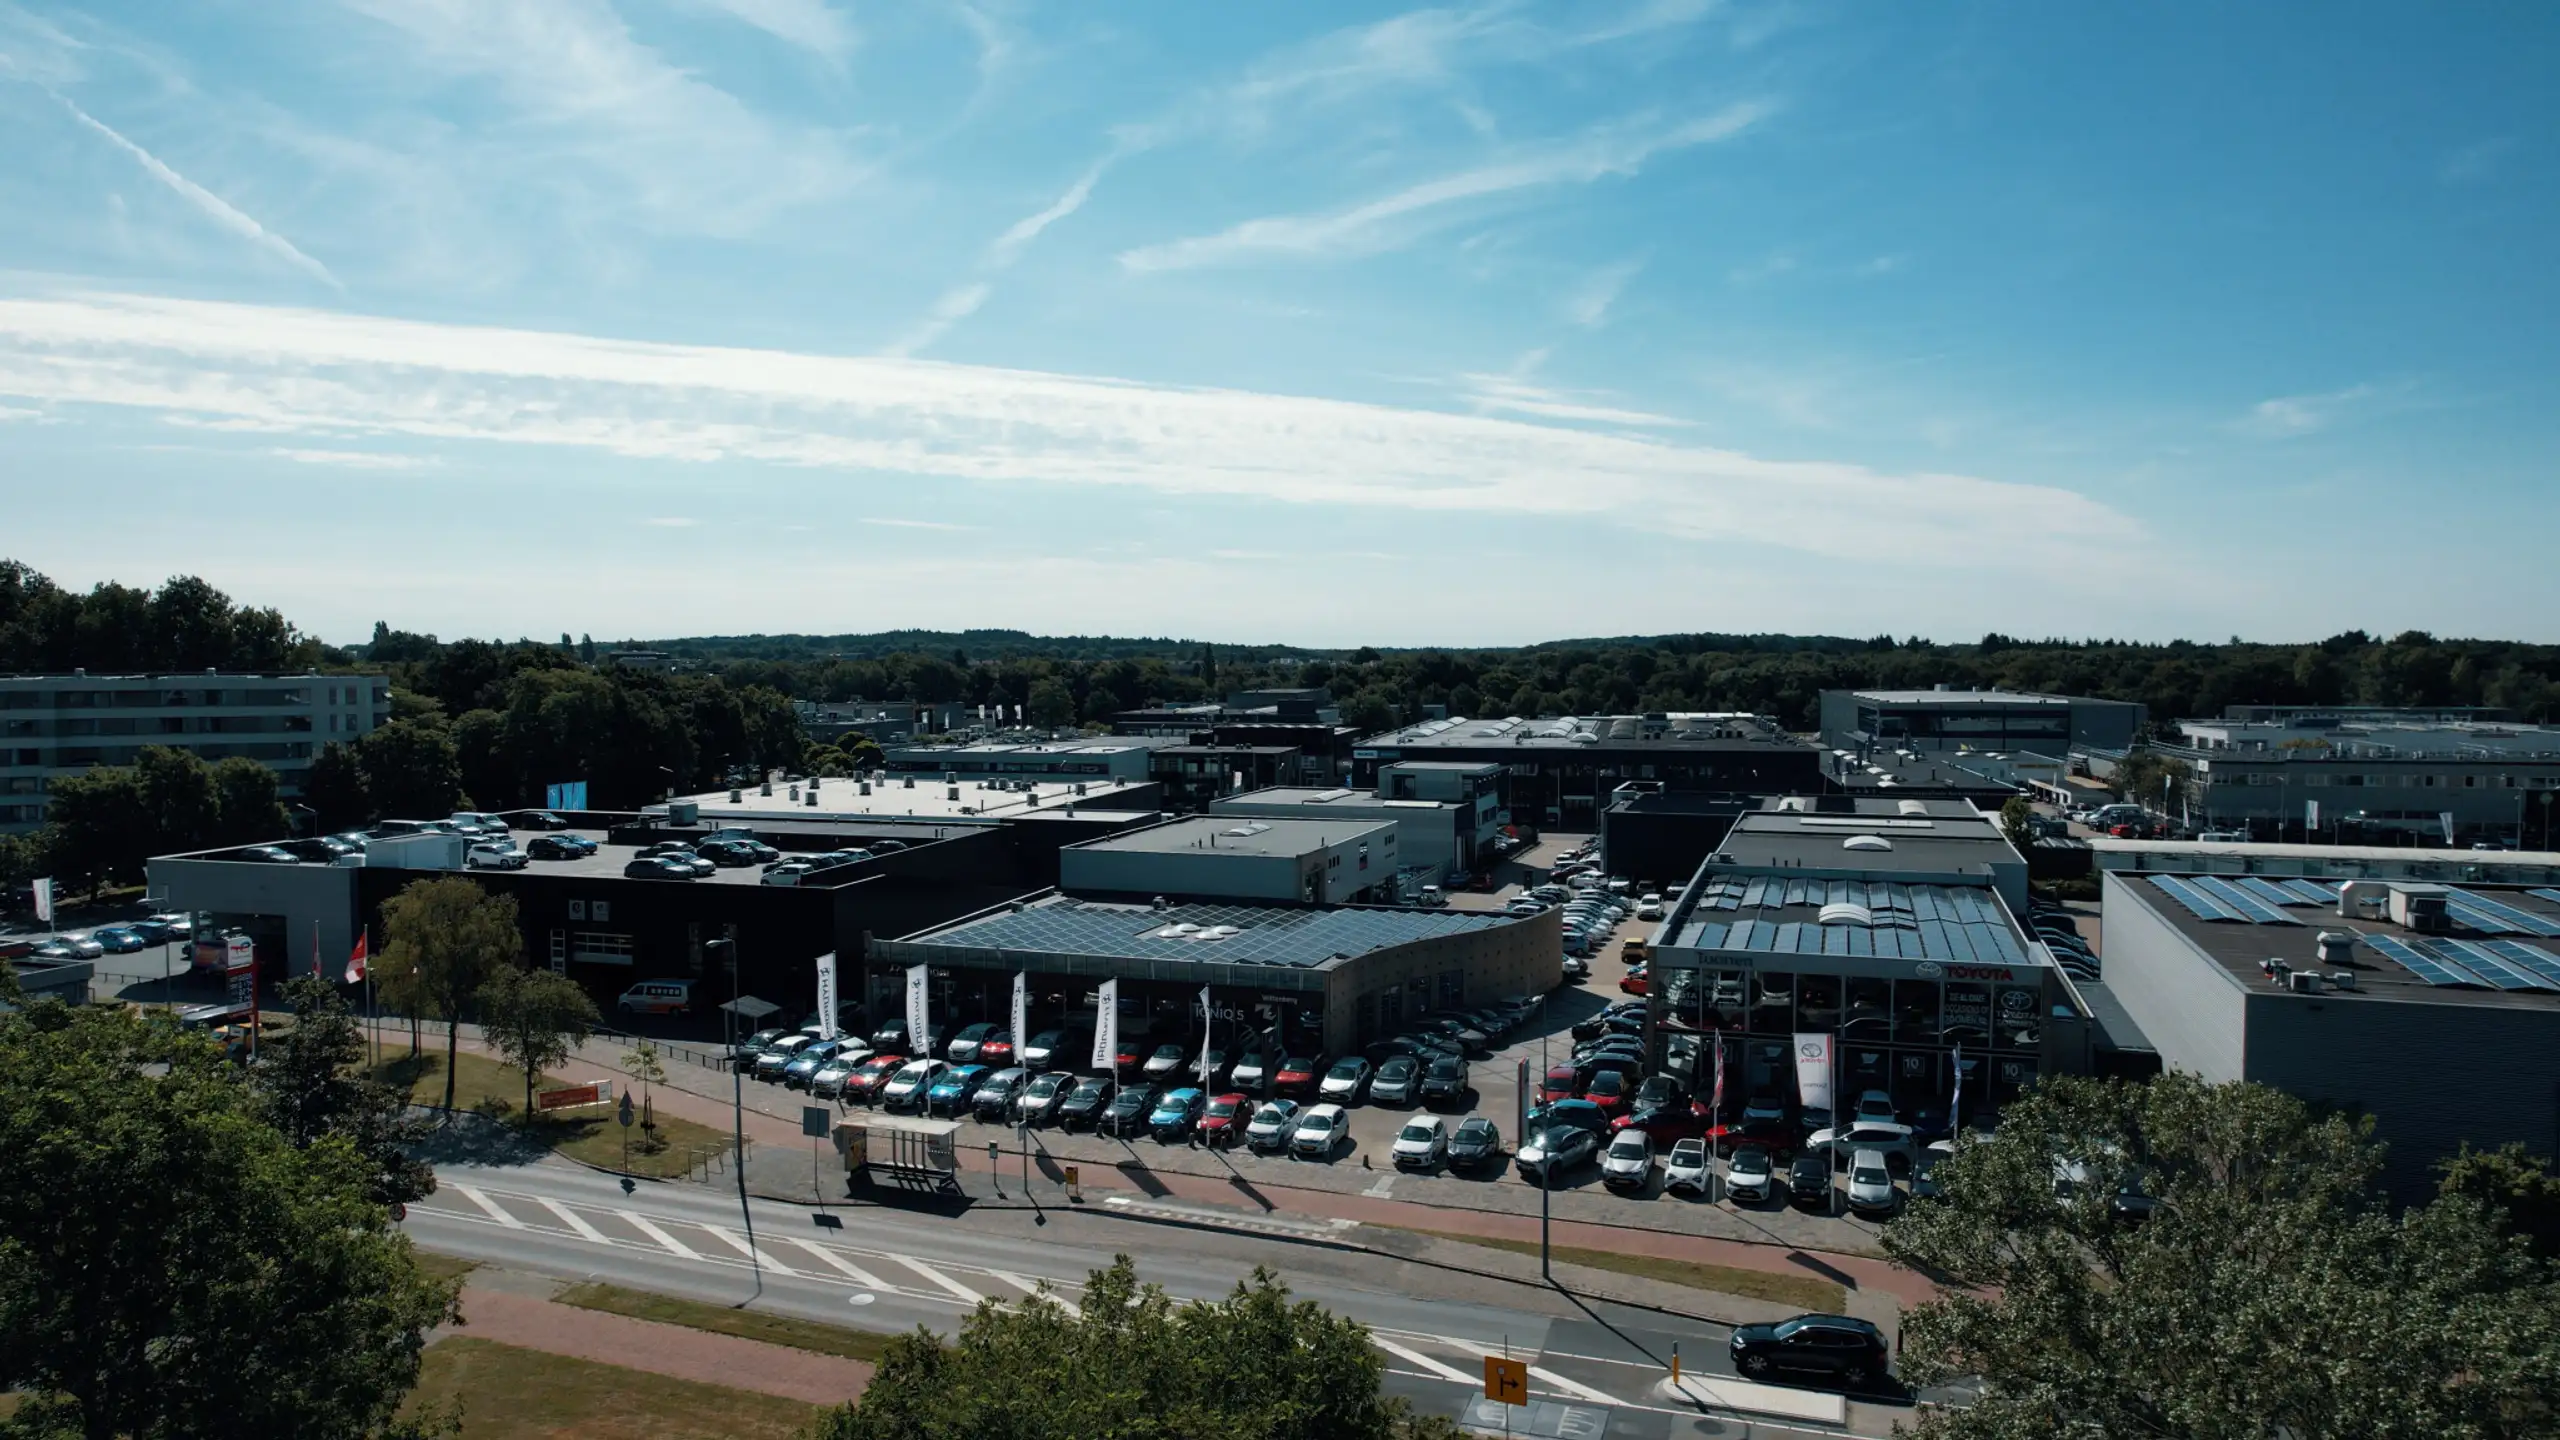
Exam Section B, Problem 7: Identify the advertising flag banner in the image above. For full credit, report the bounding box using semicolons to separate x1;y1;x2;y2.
2440;811;2457;846
1793;1033;1835;1115
1710;1032;1726;1120
905;964;930;1052
2306;799;2321;832
1011;972;1029;1061
1199;985;1214;1084
1951;1042;1967;1133
1090;979;1120;1071
32;877;51;925
815;952;839;1040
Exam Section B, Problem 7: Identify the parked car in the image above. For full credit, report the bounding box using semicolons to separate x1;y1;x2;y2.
1726;1144;1776;1203
1664;1137;1711;1196
1600;1129;1654;1191
1560;956;1591;981
694;839;761;868
752;1033;821;1082
783;1039;861;1089
1289;1103;1349;1159
879;1059;948;1113
946;1022;1001;1064
974;1029;1016;1068
1390;1116;1448;1170
1148;1087;1206;1142
1419;1054;1471;1109
1057;1077;1116;1131
1197;1092;1251;1147
518;810;567;830
1227;1050;1271;1092
1019;1027;1089;1070
1852;1090;1900;1125
1099;1083;1160;1138
1540;1064;1581;1105
809;1052;869;1100
87;925;148;954
1447;1116;1504;1172
841;1054;910;1105
732;1027;790;1068
637;843;715;876
760;861;816;887
1273;1055;1322;1099
1142;1043;1191;1083
1729;1315;1891;1389
1634;1074;1686;1112
1245;1099;1301;1153
525;835;587;860
926;1065;989;1116
1611;1102;1717;1144
1618;967;1650;997
1368;1055;1422;1107
1847;1150;1899;1216
1516;1125;1600;1182
1581;1069;1635;1117
1318;1057;1373;1105
1111;1034;1152;1074
1014;1071;1078;1125
1808;1122;1919;1174
1788;1153;1834;1209
623;855;698;880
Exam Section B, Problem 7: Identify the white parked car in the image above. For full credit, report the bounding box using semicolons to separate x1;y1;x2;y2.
1853;1089;1900;1125
54;932;107;959
1390;1116;1448;1170
1637;894;1665;920
761;861;815;886
1291;1103;1349;1159
1724;1145;1776;1202
1807;1122;1918;1171
1847;1149;1899;1216
878;1059;946;1113
1664;1137;1711;1196
1600;1129;1654;1191
465;842;528;870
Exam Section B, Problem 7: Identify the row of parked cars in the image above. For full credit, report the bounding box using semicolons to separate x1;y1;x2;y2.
18;911;193;960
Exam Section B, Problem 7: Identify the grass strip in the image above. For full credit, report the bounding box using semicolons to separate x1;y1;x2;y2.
411;1250;482;1282
372;1049;736;1180
554;1281;900;1364
405;1336;818;1439
1385;1226;1847;1312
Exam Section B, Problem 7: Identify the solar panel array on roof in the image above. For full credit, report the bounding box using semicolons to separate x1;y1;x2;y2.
2532;889;2560;909
2478;940;2560;988
913;900;1515;969
2279;879;2342;906
2148;874;2308;925
2236;877;2309;908
2360;933;2496;989
2192;876;2303;925
2444;889;2560;938
1671;879;2026;964
2149;875;2244;922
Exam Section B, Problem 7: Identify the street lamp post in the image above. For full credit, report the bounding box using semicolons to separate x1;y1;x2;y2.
711;941;778;1220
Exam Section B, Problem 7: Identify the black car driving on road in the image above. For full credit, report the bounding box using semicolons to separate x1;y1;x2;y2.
1729;1314;1890;1389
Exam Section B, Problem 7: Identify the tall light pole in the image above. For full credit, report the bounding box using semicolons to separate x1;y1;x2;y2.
712;941;777;1221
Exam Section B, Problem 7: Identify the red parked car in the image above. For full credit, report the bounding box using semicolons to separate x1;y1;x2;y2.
1619;966;1650;996
1273;1055;1323;1098
976;1030;1016;1067
1582;1069;1633;1116
1610;1101;1717;1143
841;1054;907;1104
1197;1092;1251;1147
1541;1064;1581;1104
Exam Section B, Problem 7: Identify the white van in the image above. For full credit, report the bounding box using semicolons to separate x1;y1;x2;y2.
617;979;696;1016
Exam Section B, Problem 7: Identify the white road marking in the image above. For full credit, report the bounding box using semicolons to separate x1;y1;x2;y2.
1372;1337;1473;1384
1363;1172;1396;1198
1528;1365;1622;1406
704;1225;799;1275
618;1210;703;1261
453;1184;524;1229
537;1198;610;1245
785;1237;891;1289
984;1270;1044;1297
892;1255;984;1304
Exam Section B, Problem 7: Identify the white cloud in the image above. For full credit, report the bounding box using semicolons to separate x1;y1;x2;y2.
2236;384;2376;439
54;95;339;288
0;404;47;422
1121;103;1771;272
1565;256;1643;329
880;282;991;359
267;447;439;470
988;157;1115;268
1456;372;1690;428
0;290;2140;562
686;0;855;63
859;517;975;531
2439;137;2516;187
1727;250;1797;286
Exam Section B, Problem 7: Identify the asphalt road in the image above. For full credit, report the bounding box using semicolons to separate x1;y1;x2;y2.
403;1157;1889;1438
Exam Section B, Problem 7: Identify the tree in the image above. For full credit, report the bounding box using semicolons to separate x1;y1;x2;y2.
38;764;151;892
254;976;436;1208
477;964;599;1116
450;707;512;812
359;718;464;821
805;1255;1461;1440
2438;1142;2560;1261
1997;794;2037;853
210;754;291;846
1024;677;1076;730
2109;749;2192;814
0;992;458;1439
619;1038;668;1139
305;740;372;832
1882;1073;2560;1438
377;877;521;1113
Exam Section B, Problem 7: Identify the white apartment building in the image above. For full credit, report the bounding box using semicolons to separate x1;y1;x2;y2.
0;671;388;832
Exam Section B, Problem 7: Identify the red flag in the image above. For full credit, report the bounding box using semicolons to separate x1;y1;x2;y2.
345;930;369;985
1710;1032;1726;1119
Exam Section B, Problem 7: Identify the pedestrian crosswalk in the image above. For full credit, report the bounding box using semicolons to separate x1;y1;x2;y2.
403;1182;1631;1412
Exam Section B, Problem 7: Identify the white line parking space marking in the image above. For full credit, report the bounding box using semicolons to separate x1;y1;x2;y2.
704;1225;799;1275
892;1256;983;1304
1528;1366;1622;1406
1373;1337;1473;1384
619;1210;703;1261
537;1198;610;1245
453;1185;524;1229
786;1238;890;1289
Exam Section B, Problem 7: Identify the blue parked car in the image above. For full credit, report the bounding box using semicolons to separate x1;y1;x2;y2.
927;1064;990;1117
1149;1087;1206;1143
89;926;150;954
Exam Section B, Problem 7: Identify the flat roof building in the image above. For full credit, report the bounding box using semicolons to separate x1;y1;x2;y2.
1350;714;1823;829
669;774;1158;832
875;894;1559;1057
1;671;388;833
1211;786;1481;885
883;735;1176;785
2153;717;2560;847
1715;796;2030;914
1060;815;1401;906
1818;688;2146;756
2098;870;2560;1199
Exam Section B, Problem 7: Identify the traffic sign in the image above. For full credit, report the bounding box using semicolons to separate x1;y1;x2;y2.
618;1093;635;1128
1484;1355;1528;1406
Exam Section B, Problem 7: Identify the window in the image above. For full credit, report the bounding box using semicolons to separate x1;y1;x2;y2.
569;932;633;964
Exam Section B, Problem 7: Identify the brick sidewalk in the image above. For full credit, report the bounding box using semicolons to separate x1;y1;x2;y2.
452;1282;871;1408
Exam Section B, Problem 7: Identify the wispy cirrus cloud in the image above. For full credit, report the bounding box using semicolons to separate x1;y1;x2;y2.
0;291;2138;562
2236;384;2377;439
886;149;1126;356
267;447;439;470
54;95;339;288
859;517;975;532
1120;102;1772;272
1565;256;1644;329
2439;137;2516;187
686;0;856;64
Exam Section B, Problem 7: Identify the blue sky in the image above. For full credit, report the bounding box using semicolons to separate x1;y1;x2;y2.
0;1;2553;648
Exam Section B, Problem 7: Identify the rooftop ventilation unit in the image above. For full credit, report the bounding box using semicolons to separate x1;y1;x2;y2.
1897;799;1930;817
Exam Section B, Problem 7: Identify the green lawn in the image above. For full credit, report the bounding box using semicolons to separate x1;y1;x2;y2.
405;1337;821;1439
1389;1227;1847;1312
412;1250;482;1283
372;1048;739;1180
554;1281;900;1364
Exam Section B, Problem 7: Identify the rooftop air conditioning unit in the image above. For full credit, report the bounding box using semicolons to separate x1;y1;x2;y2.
2287;970;2324;994
729;788;743;803
2328;970;2358;991
948;786;962;802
